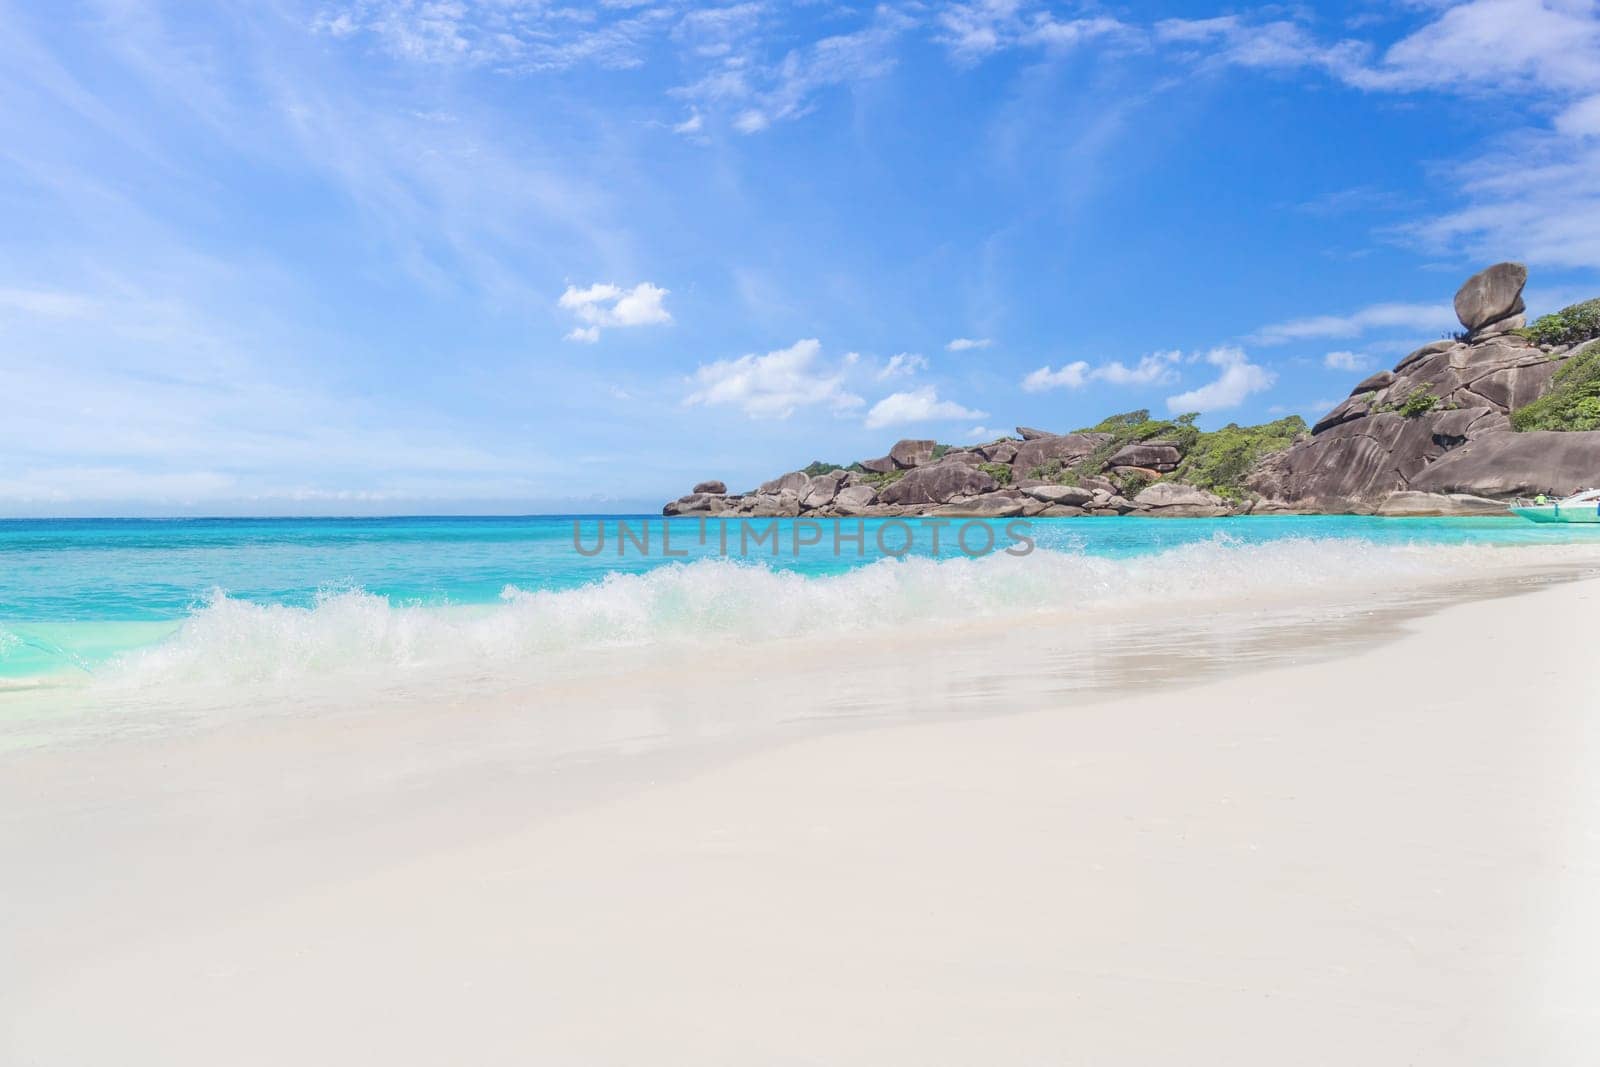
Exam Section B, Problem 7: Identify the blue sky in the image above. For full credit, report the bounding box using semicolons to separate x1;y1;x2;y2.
3;0;1599;515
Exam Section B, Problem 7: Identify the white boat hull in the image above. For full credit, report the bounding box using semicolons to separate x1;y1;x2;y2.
1512;503;1600;523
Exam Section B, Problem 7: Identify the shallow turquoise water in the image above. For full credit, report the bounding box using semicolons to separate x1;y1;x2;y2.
3;514;1599;685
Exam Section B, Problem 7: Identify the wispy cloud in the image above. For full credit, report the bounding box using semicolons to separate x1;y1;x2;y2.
876;352;928;380
684;338;863;419
1250;302;1458;345
946;336;992;351
864;386;986;429
938;3;1135;63
1323;350;1372;373
1021;361;1090;392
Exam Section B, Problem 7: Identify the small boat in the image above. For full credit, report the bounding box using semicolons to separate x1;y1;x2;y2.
1511;488;1600;523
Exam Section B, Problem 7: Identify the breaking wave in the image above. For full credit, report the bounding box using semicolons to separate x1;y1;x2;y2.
88;535;1598;692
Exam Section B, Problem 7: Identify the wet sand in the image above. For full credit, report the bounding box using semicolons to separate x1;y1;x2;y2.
2;575;1599;1064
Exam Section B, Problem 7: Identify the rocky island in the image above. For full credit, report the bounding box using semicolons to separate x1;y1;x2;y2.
665;264;1600;519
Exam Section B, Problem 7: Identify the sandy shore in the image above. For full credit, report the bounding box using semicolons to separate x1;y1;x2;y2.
3;576;1599;1064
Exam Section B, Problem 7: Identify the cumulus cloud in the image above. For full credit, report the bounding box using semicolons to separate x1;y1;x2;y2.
684;338;862;419
1250;301;1457;345
1323;350;1372;372
876;352;928;379
558;282;671;341
1021;361;1090;392
946;336;992;351
1165;347;1275;413
1022;350;1182;391
864;386;987;429
1094;349;1182;386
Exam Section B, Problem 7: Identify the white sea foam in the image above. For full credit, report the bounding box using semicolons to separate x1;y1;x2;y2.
93;537;1600;693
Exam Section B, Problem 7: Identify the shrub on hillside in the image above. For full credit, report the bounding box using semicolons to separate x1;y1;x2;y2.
1169;416;1308;499
1511;342;1600;432
1516;298;1600;347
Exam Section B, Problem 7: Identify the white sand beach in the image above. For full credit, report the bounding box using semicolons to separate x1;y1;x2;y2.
3;575;1599;1065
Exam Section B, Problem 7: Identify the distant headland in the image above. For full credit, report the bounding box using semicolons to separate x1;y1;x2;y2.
666;264;1600;519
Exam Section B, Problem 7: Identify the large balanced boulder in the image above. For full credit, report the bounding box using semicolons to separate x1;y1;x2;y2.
1454;261;1526;334
877;460;998;505
691;479;727;495
1015;426;1054;440
888;439;937;468
1247;265;1598;511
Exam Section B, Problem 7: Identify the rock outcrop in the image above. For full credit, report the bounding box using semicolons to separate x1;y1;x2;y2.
664;264;1600;520
1249;263;1600;512
1454;261;1526;336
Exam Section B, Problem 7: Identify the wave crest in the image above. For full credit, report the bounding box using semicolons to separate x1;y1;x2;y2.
94;536;1594;691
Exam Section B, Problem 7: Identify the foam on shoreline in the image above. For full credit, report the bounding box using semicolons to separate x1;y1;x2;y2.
0;536;1591;705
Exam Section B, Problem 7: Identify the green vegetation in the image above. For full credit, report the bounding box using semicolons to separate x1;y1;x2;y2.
1398;390;1440;417
802;460;845;477
1371;389;1443;418
1511;341;1600;431
1515;298;1600;347
1168;415;1308;500
1024;458;1072;484
929;443;951;460
1109;468;1154;498
1033;409;1204;486
857;468;906;489
1073;409;1202;450
976;462;1012;486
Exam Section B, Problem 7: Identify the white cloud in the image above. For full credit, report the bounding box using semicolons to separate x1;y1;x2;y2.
672;110;704;135
1022;350;1181;391
558;281;671;341
1155;15;1368;76
1343;0;1600;96
1165;346;1275;413
1250;302;1458;345
678;9;912;134
939;3;1134;62
1323;350;1372;373
946;336;992;351
865;386;986;429
1022;361;1090;392
313;1;674;71
684;338;862;419
876;352;927;380
1094;349;1182;386
1156;3;1600;268
965;425;1003;441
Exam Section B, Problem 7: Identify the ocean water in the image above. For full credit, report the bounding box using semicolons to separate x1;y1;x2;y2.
4;514;1600;695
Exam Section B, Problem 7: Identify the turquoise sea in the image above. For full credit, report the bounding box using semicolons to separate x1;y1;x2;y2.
4;514;1600;690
